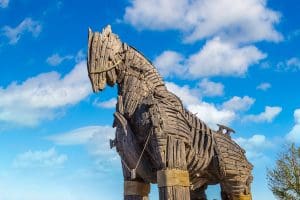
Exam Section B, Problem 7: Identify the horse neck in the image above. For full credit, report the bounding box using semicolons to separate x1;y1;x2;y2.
118;46;166;93
116;46;166;116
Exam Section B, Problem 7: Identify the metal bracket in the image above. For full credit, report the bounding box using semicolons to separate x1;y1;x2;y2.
217;124;235;136
110;139;116;149
130;169;136;180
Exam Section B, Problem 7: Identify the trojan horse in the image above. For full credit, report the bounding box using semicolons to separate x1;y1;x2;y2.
87;25;253;200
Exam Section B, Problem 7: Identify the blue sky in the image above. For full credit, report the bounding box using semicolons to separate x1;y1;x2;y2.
0;0;300;199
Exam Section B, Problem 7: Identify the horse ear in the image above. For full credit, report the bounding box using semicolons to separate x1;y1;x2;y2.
88;27;93;36
102;25;112;36
88;27;93;54
88;27;93;41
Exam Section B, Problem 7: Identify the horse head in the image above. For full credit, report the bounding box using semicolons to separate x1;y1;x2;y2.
87;25;124;92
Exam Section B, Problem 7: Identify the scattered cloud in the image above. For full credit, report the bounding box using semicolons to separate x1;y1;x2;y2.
257;82;271;91
0;0;9;8
165;82;201;105
286;57;300;69
153;50;185;77
47;126;112;145
154;38;266;78
286;109;300;144
46;50;86;66
48;125;118;170
187;38;266;77
260;62;271;69
243;106;282;123
75;50;86;63
188;103;235;129
234;134;273;160
222;96;255;112
166;81;235;128
125;0;278;79
93;98;117;109
277;57;300;71
124;0;282;43
13;148;67;168
2;18;42;45
287;29;300;41
198;78;224;97
46;54;73;66
0;61;92;126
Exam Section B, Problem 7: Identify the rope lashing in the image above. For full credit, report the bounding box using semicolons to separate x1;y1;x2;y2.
120;131;152;180
157;169;190;187
89;60;122;74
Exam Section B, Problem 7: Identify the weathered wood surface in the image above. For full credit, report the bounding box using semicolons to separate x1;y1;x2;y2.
87;25;253;200
125;196;148;200
114;112;156;183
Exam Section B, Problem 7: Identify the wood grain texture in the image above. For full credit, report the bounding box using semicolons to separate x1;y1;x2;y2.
87;25;253;200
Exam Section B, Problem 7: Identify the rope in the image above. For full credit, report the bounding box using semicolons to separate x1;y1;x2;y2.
89;60;122;74
120;131;152;179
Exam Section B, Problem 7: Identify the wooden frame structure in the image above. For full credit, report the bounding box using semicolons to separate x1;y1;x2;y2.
87;25;253;200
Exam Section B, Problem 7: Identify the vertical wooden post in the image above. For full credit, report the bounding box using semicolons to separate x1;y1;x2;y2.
124;180;150;200
158;136;191;200
125;196;148;200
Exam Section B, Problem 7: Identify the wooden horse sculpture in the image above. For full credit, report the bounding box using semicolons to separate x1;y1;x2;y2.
87;25;253;200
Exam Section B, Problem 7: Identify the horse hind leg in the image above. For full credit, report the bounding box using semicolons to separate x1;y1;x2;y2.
220;175;253;200
190;185;208;200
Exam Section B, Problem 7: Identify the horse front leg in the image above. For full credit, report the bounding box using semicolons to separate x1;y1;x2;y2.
156;136;191;200
122;163;150;200
113;112;154;200
148;104;191;200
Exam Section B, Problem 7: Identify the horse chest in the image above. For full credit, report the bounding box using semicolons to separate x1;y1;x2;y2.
130;103;152;142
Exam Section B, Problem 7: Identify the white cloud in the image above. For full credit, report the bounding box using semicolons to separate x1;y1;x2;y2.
198;78;224;97
0;0;9;8
277;57;300;72
165;82;201;105
154;38;266;78
124;0;282;43
256;82;271;91
222;96;255;112
93;98;117;109
2;18;42;44
294;109;300;124
13;148;67;168
234;134;273;160
243;106;282;123
286;109;300;144
187;38;266;77
46;50;86;66
153;50;186;77
287;125;300;143
87;127;116;157
48;125;118;170
166;81;235;128
0;61;92;126
235;134;268;149
75;49;86;63
286;57;300;69
46;54;73;66
126;0;278;79
47;126;114;146
188;103;235;129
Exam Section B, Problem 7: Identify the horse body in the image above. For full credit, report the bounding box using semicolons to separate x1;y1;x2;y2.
87;25;253;200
